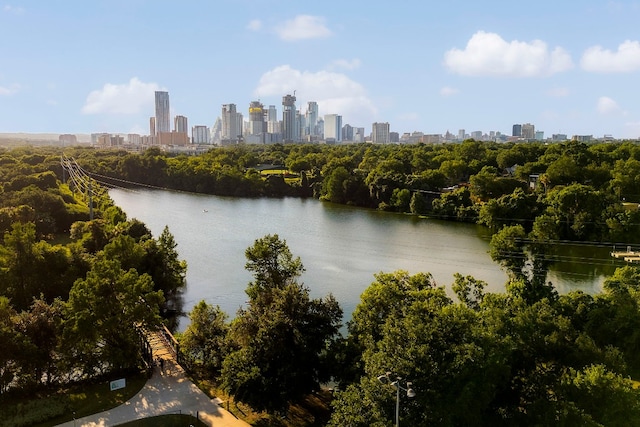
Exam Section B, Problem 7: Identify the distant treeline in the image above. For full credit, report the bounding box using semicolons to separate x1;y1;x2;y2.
71;140;640;244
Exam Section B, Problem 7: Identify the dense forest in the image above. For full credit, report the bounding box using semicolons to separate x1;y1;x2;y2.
3;142;640;426
0;147;187;415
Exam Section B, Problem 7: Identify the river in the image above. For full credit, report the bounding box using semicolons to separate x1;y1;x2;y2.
109;188;621;330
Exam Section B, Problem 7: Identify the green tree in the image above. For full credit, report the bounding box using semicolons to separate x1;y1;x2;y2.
179;300;229;374
63;258;163;375
221;235;342;414
409;191;430;215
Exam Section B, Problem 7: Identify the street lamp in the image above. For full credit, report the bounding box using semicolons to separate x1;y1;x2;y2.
377;371;416;427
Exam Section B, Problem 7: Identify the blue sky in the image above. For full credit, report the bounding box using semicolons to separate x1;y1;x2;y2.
2;0;640;138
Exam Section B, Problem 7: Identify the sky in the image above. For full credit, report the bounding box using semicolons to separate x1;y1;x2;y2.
1;0;640;139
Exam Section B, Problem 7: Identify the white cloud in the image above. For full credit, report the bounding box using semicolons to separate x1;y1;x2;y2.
581;40;640;73
247;19;262;31
440;86;460;97
82;77;162;115
254;65;376;125
329;58;361;70
597;96;622;114
0;83;20;96
276;15;332;41
443;31;573;77
3;4;25;14
546;87;570;97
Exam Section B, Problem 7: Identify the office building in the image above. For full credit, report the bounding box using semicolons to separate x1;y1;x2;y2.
247;101;266;144
174;115;188;133
354;127;365;143
150;117;156;136
458;129;465;141
127;134;142;145
155;91;171;134
512;124;522;137
342;124;353;141
192;126;210;144
306;101;319;136
59;134;77;145
221;104;243;143
372;122;390;143
522;123;535;139
282;94;297;143
324;114;342;142
535;131;545;141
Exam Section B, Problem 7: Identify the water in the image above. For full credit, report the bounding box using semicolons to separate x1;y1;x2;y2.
109;188;620;330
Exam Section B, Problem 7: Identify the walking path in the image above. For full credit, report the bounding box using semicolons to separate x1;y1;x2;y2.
56;331;250;427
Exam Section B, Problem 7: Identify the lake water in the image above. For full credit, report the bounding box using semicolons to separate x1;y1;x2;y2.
109;188;620;330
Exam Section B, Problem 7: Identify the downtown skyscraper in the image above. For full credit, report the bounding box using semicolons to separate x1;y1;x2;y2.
282;94;297;143
155;91;171;134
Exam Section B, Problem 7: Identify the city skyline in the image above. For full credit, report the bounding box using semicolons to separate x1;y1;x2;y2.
1;1;640;138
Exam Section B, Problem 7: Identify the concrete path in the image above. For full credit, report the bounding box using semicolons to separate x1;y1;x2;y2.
56;331;250;427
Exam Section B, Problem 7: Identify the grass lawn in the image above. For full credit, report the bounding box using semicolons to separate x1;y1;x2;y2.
0;372;148;427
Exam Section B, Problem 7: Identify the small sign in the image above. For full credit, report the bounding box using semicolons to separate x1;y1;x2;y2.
110;378;126;391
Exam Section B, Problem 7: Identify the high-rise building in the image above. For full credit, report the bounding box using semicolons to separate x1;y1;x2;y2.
282;94;297;143
174;115;188;133
150;117;156;136
535;131;544;141
372;122;390;143
342;124;353;141
306;101;318;136
324;114;342;142
155;91;171;134
209;117;221;144
458;129;465;141
247;101;266;144
512;124;522;137
192;125;210;144
221;104;242;143
354;127;365;143
522;123;535;139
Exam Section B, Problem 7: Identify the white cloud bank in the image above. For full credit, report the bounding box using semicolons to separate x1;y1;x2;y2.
581;40;640;73
444;31;573;77
82;77;162;115
254;65;376;124
276;15;332;41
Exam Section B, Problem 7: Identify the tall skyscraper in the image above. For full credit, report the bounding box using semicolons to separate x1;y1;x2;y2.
324;114;342;142
306;101;318;136
149;117;156;136
221;104;242;142
155;91;170;134
372;122;390;143
282;94;297;143
174;115;188;133
246;101;266;144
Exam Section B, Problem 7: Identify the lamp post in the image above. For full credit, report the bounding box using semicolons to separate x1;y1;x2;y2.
377;371;416;427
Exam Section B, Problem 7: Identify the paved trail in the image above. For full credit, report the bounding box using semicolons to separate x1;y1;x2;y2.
56;331;250;427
